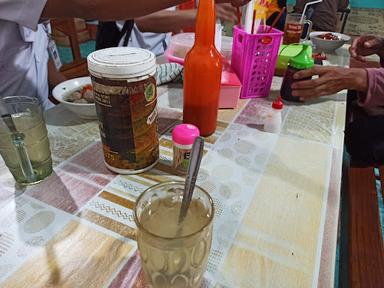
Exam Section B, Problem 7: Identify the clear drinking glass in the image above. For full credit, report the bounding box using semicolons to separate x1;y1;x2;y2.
283;13;313;44
0;96;52;185
134;181;214;288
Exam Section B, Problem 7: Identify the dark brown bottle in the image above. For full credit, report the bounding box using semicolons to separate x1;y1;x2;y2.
280;44;314;102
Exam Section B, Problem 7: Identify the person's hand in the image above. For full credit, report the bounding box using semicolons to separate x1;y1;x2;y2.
216;3;237;23
291;66;368;101
349;35;384;62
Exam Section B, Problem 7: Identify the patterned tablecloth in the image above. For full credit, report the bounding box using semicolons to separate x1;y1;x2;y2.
0;48;350;288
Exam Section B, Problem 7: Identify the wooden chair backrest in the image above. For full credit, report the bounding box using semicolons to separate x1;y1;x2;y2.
50;18;89;78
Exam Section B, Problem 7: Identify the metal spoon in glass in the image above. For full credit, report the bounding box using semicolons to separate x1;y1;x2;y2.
2;114;36;183
178;136;205;223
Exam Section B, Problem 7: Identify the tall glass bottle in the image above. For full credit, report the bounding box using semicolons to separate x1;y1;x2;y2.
183;0;222;137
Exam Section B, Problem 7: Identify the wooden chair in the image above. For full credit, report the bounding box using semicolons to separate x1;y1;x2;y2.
50;18;89;79
337;7;351;34
339;55;384;287
347;167;384;287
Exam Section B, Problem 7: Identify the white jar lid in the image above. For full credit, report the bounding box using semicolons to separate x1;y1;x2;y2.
87;47;156;79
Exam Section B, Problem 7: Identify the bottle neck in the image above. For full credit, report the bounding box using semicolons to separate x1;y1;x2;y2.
195;0;216;47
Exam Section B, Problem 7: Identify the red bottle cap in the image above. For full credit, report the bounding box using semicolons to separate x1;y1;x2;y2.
272;98;284;110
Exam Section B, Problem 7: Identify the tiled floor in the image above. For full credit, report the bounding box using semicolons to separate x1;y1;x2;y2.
345;8;384;37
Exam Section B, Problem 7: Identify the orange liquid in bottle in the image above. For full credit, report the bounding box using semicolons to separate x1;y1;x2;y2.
183;0;222;137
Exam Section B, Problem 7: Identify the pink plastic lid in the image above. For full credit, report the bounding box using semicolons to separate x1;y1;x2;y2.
172;124;200;146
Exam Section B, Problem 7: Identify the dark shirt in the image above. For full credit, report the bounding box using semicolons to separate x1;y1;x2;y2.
295;0;348;31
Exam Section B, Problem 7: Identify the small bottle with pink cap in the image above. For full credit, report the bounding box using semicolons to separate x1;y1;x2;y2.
172;124;200;173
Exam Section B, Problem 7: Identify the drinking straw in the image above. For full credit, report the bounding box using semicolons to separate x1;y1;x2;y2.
251;10;256;34
236;7;242;26
215;20;223;51
253;10;267;34
261;11;266;33
266;7;286;33
300;0;323;23
252;0;269;34
244;0;255;33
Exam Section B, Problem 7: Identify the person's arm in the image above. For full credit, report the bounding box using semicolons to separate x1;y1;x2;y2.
135;10;196;33
41;0;249;20
291;66;368;101
135;4;237;33
358;68;384;108
0;0;47;29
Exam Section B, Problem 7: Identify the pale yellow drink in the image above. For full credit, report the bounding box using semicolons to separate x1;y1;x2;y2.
0;97;52;184
134;182;214;288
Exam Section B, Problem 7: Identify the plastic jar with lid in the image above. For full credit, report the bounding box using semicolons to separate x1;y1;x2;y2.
172;124;200;173
87;47;158;174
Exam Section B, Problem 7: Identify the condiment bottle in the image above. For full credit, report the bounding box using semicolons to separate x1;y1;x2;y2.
172;124;200;173
183;0;222;137
264;98;283;134
280;44;314;102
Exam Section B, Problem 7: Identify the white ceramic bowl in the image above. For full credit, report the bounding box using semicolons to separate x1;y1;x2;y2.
52;76;97;120
310;31;351;52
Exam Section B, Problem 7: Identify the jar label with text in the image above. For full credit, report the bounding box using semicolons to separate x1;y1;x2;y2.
91;76;159;171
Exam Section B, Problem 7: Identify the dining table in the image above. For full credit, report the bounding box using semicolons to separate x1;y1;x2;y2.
0;46;350;288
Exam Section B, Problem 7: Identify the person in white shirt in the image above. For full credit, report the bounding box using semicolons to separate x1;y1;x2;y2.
118;4;238;56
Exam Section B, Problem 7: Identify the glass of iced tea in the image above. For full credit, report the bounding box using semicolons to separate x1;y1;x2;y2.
283;13;312;45
0;96;52;185
134;181;214;288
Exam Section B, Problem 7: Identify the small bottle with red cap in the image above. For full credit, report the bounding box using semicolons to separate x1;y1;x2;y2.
264;98;283;134
172;124;200;173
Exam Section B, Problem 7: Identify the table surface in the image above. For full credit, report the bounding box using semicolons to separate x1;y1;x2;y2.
0;47;350;288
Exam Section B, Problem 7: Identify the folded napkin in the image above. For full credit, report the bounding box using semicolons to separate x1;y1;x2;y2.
156;63;184;86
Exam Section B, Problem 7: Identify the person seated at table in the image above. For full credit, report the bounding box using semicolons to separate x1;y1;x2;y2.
266;0;286;32
294;0;349;32
113;4;238;56
291;35;384;164
0;0;248;111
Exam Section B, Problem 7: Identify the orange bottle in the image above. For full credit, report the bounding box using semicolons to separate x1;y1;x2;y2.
183;0;222;137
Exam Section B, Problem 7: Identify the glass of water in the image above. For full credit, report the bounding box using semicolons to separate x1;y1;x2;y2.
134;181;214;288
0;96;52;185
